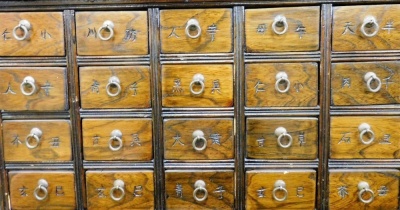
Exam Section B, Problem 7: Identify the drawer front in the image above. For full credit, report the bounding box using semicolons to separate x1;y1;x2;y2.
86;170;154;210
0;12;64;56
9;171;76;209
3;120;72;162
165;170;234;209
245;63;318;107
76;11;148;55
162;64;233;107
79;66;151;109
245;7;320;52
0;67;67;111
160;9;233;53
333;5;400;51
246;170;316;210
329;169;399;210
331;62;400;106
164;118;234;160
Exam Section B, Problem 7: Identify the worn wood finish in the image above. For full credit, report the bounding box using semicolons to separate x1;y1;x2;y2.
0;67;67;111
160;9;233;53
9;171;76;210
245;63;318;107
331;62;400;106
329;169;399;210
86;170;154;210
82;118;152;161
80;66;151;109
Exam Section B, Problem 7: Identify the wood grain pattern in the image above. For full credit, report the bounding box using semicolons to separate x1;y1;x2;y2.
0;67;67;111
9;171;76;210
331;62;400;106
82;118;152;161
245;7;320;52
246;170;316;210
162;64;233;107
76;11;148;55
245;63;318;107
80;66;151;109
329;169;399;210
247;118;318;160
86;170;154;210
160;9;233;53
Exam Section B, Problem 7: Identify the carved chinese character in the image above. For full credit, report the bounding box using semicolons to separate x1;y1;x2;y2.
124;28;137;41
342;78;351;88
2;29;10;40
294;82;304;92
41;81;53;96
87;28;97;38
168;27;180;38
213;186;225;200
257;137;265;147
207;23;219;42
130;134;142;146
380;134;391;144
337;186;348;199
11;135;22;147
298;132;305;146
50;137;60;147
92;135;100;145
297;186;304;198
172;134;184;146
383;67;395;90
295;23;306;39
382;20;395;34
342;22;355;35
175;184;183;198
91;80;100;94
254;80;265;94
211;79;221;94
19;186;28;197
257;187;266;198
256;24;267;34
130;82;138;96
338;132;351;144
172;78;183;94
133;186;143;197
56;186;65;196
210;133;221;145
97;185;106;198
3;83;16;95
41;30;52;39
378;186;389;196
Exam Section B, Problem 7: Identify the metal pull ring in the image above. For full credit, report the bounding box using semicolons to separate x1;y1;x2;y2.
275;72;290;93
110;179;125;201
108;129;123;151
20;76;37;96
13;20;31;41
26;127;43;149
364;72;382;93
106;76;122;97
361;16;379;37
192;130;207;151
189;73;205;95
272;15;289;35
358;181;374;204
193;180;208;202
34;179;49;201
274;127;293;148
185;19;201;39
272;180;288;202
98;20;115;41
358;123;375;145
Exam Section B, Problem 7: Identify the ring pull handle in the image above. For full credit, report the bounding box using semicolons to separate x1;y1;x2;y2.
274;127;293;148
358;123;375;145
361;16;379;37
272;15;289;35
275;72;290;93
192;130;207;151
34;179;49;201
108;129;123;151
13;20;31;41
25;127;43;149
185;19;201;39
272;180;288;202
98;20;115;41
106;76;122;97
189;73;205;95
358;181;374;204
364;72;382;93
193;180;208;202
110;179;125;201
20;76;37;96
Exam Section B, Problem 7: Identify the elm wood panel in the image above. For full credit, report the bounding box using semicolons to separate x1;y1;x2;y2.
76;11;148;55
9;171;76;210
331;62;400;106
245;7;320;52
165;170;234;209
0;67;67;111
160;9;233;53
162;64;233;107
329;169;399;210
245;63;318;107
82;118;152;161
80;66;151;109
246;170;316;210
86;171;154;210
3;120;72;162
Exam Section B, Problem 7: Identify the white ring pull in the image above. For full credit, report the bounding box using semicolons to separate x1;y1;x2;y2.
275;72;290;93
358;181;374;204
272;15;289;35
274;127;293;148
358;123;375;145
185;19;201;39
20;76;37;96
361;16;379;37
98;20;115;41
193;180;208;202
272;180;288;202
13;20;31;41
108;129;123;151
110;179;125;201
192;130;207;151
364;72;382;93
106;76;122;97
25;127;43;149
189;73;205;95
34;179;48;201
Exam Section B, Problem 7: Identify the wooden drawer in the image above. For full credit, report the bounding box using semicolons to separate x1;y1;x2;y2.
3;120;72;162
245;63;318;107
0;12;64;56
165;170;234;209
164;118;234;160
160;9;233;53
329;169;399;210
246;117;318;160
331;62;400;106
76;11;148;56
9;171;76;210
0;67;67;111
246;169;316;210
79;66;151;109
333;5;400;51
162;64;233;107
86;170;154;210
245;7;320;52
82;118;152;161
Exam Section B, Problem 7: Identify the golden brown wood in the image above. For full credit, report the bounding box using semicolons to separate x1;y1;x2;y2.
246;170;316;210
245;63;318;107
82;118;152;161
80;66;151;109
76;11;148;55
331;62;400;106
247;117;318;160
329;169;399;210
86;170;154;210
160;9;233;53
0;67;67;111
9;171;76;210
245;7;320;52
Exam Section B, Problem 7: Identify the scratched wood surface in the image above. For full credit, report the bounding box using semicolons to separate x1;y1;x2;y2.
245;7;320;52
160;9;232;53
86;170;154;210
245;63;318;107
329;169;399;210
165;170;234;209
333;5;400;51
246;170;316;210
80;66;151;109
9;171;76;210
331;62;400;105
0;67;67;111
76;11;148;55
